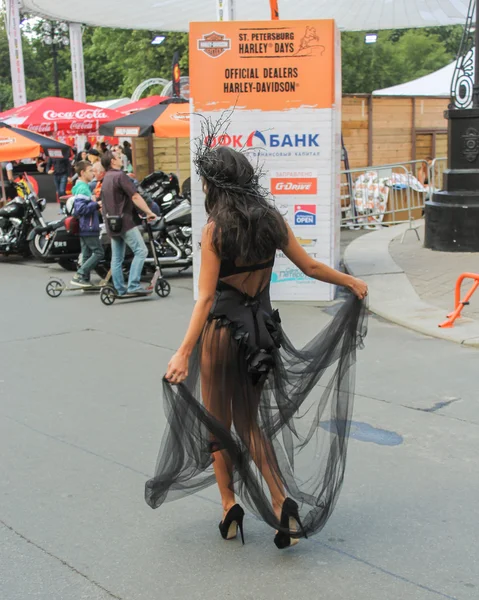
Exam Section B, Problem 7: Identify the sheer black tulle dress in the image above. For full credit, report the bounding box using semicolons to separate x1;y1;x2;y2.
145;257;367;539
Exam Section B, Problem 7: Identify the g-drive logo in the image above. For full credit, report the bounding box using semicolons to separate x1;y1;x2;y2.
205;131;319;149
294;205;317;226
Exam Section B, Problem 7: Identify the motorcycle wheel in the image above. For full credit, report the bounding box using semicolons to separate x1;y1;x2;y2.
59;257;78;272
29;234;54;262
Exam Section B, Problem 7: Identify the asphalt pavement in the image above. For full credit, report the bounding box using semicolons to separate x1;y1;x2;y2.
0;231;478;600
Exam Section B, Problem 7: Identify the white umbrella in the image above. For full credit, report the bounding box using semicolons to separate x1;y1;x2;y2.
20;0;469;31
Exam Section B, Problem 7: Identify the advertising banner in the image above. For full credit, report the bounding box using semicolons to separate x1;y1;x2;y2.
69;23;87;103
6;0;27;107
189;20;341;301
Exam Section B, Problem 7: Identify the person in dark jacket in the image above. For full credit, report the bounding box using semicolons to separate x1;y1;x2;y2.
70;161;105;288
47;153;72;199
122;141;132;165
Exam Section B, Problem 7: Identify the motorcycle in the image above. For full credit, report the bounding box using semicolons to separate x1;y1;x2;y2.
30;171;192;273
144;195;192;272
0;180;47;258
31;216;97;272
139;171;193;272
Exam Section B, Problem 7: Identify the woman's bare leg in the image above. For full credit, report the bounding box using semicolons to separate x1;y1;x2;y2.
201;329;235;518
201;326;286;523
247;423;286;519
234;387;286;521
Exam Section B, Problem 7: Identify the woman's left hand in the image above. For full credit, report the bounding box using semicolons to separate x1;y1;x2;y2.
347;276;368;300
165;352;189;385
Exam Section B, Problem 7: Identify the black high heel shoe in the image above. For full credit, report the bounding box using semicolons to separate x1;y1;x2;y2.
274;498;307;549
219;504;245;545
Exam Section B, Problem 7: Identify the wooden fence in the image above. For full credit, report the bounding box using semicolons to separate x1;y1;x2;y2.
343;95;448;168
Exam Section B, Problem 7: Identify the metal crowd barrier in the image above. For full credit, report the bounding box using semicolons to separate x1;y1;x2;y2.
340;159;446;239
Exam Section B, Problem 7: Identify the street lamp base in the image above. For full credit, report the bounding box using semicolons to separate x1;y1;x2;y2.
425;193;479;252
424;107;479;252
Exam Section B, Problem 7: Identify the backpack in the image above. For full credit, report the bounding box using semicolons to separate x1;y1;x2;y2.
65;195;76;216
64;215;79;235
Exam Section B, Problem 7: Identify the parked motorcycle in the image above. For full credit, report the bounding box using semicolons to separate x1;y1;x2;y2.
139;171;193;272
30;217;90;271
0;181;47;258
30;171;192;273
146;196;192;271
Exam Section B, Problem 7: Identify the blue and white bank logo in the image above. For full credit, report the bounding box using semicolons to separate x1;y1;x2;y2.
294;204;317;226
205;131;319;149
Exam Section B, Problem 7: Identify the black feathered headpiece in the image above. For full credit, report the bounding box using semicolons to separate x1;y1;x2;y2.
191;110;289;263
193;109;269;198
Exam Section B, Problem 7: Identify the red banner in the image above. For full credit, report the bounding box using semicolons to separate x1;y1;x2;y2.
270;0;279;20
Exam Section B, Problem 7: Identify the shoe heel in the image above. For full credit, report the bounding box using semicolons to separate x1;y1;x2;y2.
274;498;307;549
219;504;246;545
291;508;308;540
237;515;245;545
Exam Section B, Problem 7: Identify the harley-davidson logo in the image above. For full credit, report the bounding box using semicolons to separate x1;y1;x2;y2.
198;32;231;58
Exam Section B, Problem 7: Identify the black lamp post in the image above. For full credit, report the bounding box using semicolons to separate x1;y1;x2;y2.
424;0;479;251
41;21;70;98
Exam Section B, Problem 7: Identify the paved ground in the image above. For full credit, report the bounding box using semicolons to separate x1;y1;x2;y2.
345;221;479;346
1;225;478;600
390;223;479;320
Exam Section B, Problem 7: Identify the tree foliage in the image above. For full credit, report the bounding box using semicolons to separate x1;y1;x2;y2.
0;18;466;110
81;27;188;99
341;27;462;94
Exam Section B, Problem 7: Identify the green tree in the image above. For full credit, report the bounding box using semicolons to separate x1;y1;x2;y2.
82;27;188;100
341;32;397;93
425;25;464;56
392;29;451;81
0;19;189;109
341;28;457;94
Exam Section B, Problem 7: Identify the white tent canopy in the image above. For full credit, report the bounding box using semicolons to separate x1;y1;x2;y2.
20;0;470;32
373;50;475;97
88;98;131;109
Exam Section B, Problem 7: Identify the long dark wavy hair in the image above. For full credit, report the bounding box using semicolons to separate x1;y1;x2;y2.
196;146;288;263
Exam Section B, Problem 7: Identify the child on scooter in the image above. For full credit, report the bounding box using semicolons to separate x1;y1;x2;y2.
70;161;105;288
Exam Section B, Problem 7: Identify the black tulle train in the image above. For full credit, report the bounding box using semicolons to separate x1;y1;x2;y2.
145;267;367;539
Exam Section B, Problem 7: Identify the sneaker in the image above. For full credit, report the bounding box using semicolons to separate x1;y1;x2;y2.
70;275;92;288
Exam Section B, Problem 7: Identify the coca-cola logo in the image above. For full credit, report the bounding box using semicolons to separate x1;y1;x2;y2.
28;124;54;133
43;108;108;121
70;121;96;131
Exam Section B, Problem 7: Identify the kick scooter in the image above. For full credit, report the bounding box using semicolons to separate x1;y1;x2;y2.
100;217;171;306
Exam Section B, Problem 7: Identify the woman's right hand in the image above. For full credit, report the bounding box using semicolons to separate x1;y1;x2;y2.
165;351;189;385
347;277;368;300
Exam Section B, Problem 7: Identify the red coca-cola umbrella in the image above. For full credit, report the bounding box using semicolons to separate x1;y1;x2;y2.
0;97;123;135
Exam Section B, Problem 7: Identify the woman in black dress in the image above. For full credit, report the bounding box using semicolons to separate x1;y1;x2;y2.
145;146;368;549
